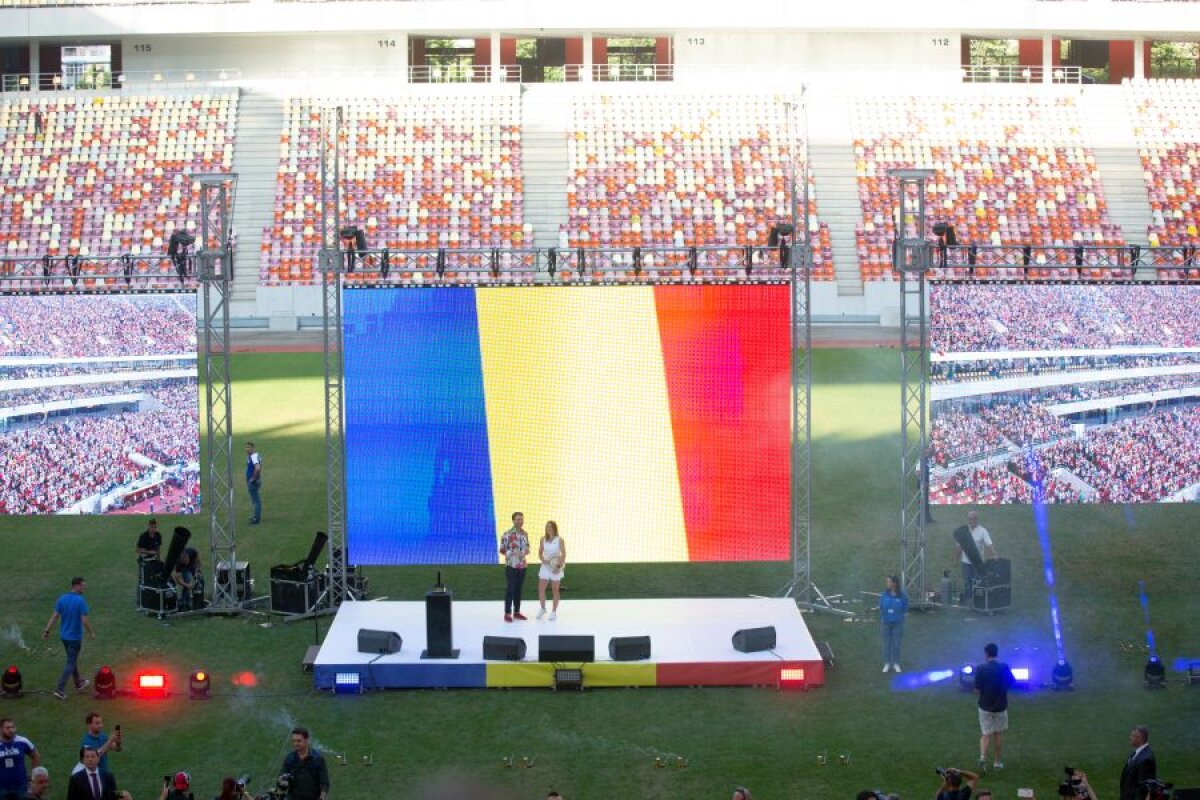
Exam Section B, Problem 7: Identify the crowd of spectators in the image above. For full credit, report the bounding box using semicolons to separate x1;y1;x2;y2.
933;405;1200;503
934;352;1200;383
0;379;191;409
0;295;195;359
0;379;198;514
931;283;1200;353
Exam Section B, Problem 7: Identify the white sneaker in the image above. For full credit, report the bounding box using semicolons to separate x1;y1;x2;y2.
549;611;557;621
536;607;546;619
893;664;902;673
882;664;889;673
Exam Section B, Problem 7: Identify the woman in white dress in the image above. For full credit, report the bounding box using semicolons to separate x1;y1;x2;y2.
537;520;566;620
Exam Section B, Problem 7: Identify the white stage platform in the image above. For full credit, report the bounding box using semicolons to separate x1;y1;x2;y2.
312;597;825;690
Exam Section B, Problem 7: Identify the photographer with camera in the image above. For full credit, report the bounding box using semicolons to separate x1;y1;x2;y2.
1059;768;1098;800
214;776;253;800
281;728;328;800
159;771;194;800
935;767;981;800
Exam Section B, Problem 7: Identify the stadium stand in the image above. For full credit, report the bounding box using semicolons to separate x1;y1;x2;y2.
0;91;237;287
259;91;524;285
851;92;1124;280
566;92;835;279
1127;79;1200;261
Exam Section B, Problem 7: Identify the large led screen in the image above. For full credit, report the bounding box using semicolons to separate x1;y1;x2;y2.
344;285;791;565
0;292;200;515
930;282;1200;504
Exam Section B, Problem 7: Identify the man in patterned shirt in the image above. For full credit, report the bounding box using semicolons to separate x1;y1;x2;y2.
500;512;530;622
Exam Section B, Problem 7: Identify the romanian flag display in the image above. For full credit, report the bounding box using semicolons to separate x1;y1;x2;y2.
343;284;790;564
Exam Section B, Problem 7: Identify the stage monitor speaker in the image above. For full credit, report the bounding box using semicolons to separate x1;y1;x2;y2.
539;635;595;663
1170;790;1200;800
732;626;776;653
162;526;192;577
608;635;651;662
357;628;402;655
482;636;526;661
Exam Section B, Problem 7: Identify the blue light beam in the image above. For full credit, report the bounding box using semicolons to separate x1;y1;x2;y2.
1025;446;1067;664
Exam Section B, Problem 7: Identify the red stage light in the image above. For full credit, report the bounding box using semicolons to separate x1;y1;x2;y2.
189;669;211;700
94;666;117;699
779;667;807;690
136;672;168;698
231;671;258;688
2;665;22;698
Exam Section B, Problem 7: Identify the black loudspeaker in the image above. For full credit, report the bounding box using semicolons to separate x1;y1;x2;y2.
1170;789;1200;800
162;526;192;576
732;626;777;653
357;628;402;655
539;635;595;663
482;636;526;661
422;588;456;659
608;636;651;661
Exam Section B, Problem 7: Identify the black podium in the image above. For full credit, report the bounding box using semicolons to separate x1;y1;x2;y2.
421;584;458;659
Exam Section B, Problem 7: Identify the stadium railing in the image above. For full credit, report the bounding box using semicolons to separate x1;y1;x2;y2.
930;243;1199;279
960;64;1083;84
0;254;209;290
406;64;521;84
329;244;798;285
0;68;241;93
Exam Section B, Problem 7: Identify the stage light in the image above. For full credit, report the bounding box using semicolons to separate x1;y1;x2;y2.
1051;660;1074;691
1;665;22;699
779;667;807;690
553;668;583;691
333;672;361;695
136;672;168;699
94;666;117;699
188;670;211;700
1144;656;1166;688
1011;667;1031;689
1187;662;1200;687
958;664;975;692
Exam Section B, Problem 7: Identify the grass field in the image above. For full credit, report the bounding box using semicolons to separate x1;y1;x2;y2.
1;347;1198;800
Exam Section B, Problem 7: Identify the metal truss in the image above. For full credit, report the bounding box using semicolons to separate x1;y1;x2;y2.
193;173;241;612
892;169;935;608
319;106;354;613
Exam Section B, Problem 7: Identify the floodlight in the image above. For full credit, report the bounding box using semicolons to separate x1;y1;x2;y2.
136;672;168;698
333;672;361;695
1051;660;1074;691
1;665;22;699
94;666;117;699
188;669;211;700
1144;656;1166;688
779;667;807;690
958;664;975;692
1011;667;1031;688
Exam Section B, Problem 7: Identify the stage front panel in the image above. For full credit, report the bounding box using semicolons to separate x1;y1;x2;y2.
0;292;200;515
343;285;790;565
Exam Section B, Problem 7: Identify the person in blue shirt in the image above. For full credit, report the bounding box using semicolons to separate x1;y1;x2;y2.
281;727;328;800
79;713;120;776
245;442;262;525
42;577;96;700
0;718;40;800
879;574;909;673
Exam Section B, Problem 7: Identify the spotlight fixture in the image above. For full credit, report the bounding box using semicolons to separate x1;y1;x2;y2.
333;672;362;695
553;668;583;692
1144;656;1166;688
958;664;975;692
779;667;807;690
1186;662;1200;687
136;672;168;699
188;669;211;700
1011;667;1031;689
1;665;22;699
1051;660;1074;691
94;666;117;699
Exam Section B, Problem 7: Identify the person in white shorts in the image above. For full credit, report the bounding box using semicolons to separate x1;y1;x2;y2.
974;642;1016;773
536;521;567;621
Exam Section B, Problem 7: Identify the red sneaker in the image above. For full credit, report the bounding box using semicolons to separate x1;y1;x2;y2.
504;614;513;623
513;612;528;620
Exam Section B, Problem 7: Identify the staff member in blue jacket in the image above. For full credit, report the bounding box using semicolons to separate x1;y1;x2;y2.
880;574;909;673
